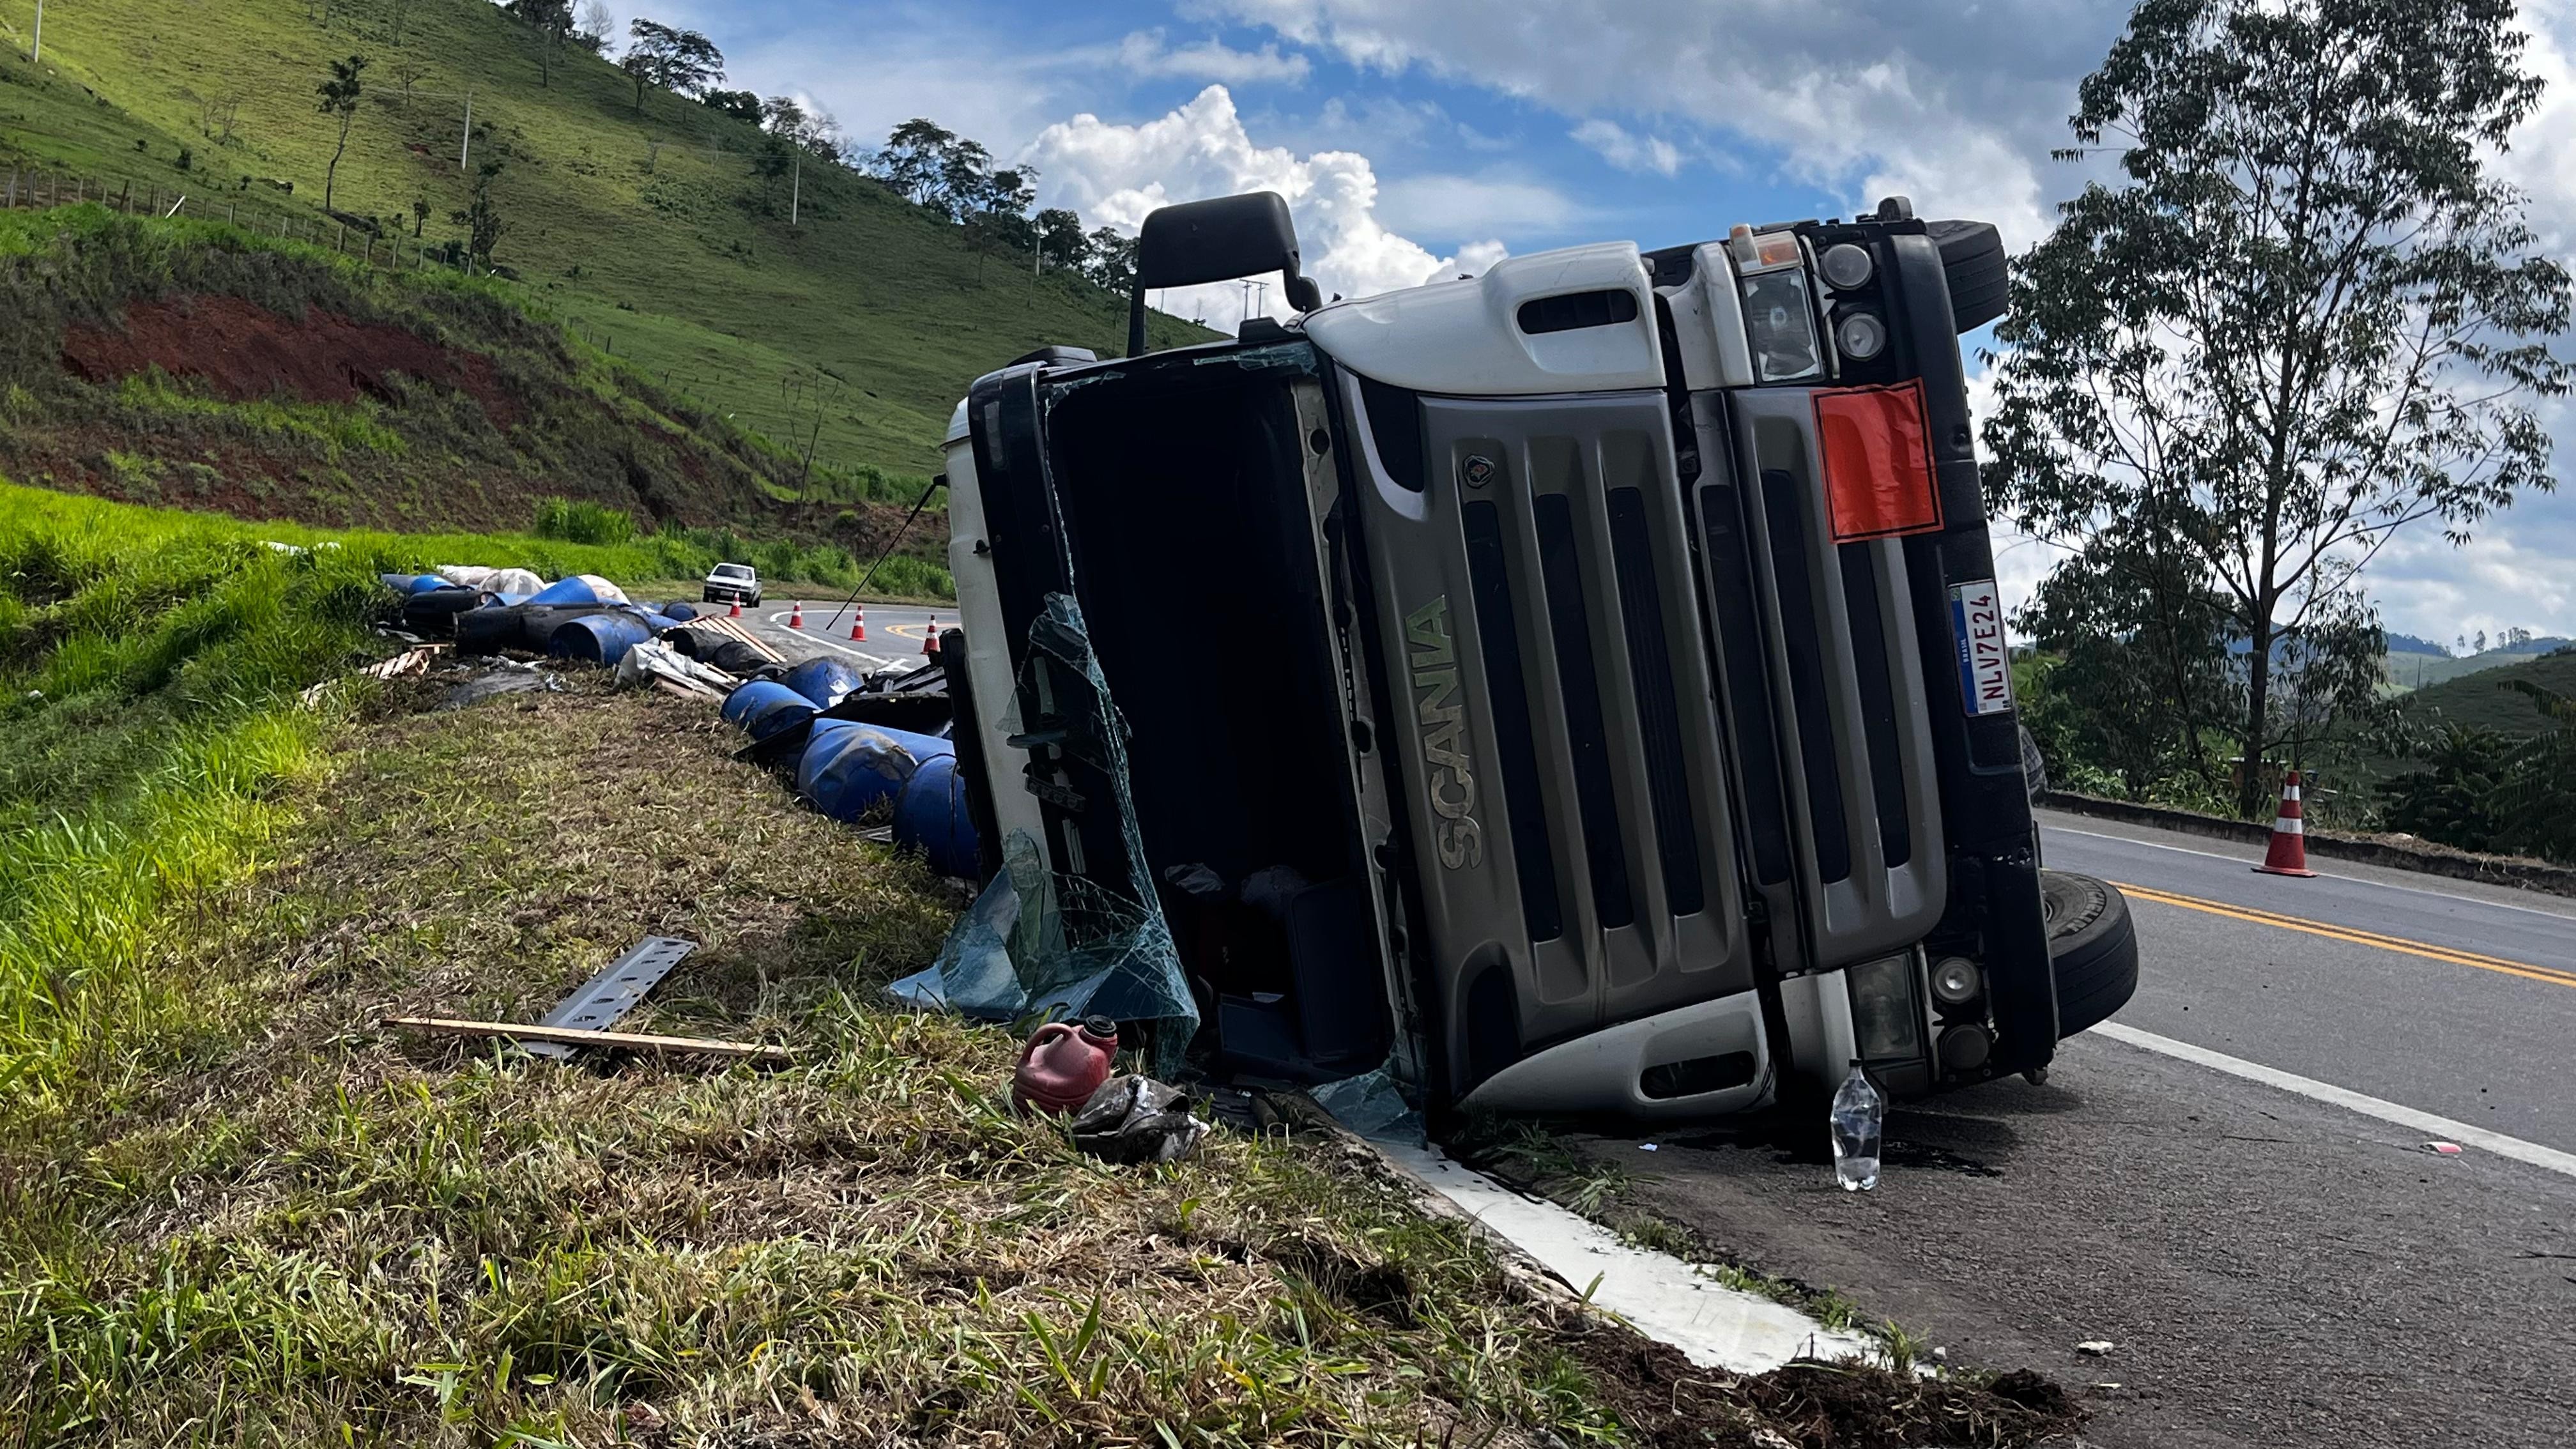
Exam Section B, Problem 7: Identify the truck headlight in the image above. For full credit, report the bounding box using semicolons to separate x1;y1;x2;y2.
1834;310;1887;361
1846;956;1922;1062
1741;269;1822;382
1929;955;1982;1008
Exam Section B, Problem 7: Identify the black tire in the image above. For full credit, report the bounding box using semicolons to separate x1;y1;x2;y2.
1927;218;2008;333
2042;869;2139;1037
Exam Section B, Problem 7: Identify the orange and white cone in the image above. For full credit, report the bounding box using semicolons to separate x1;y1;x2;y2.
788;601;804;630
2253;770;2318;877
728;597;741;618
849;605;868;641
923;617;942;656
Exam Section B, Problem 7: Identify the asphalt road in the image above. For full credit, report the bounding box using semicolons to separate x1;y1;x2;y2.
716;595;958;675
1571;809;2576;1448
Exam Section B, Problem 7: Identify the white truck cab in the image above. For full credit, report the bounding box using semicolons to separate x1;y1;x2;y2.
935;192;2136;1121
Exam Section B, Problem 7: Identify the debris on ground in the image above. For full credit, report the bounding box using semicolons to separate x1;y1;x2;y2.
613;640;734;700
2428;1140;2464;1154
385;1015;791;1064
886;598;1197;1074
1070;1073;1213;1163
519;935;698;1059
438;660;563;710
2076;1340;2116;1356
1011;1015;1120;1116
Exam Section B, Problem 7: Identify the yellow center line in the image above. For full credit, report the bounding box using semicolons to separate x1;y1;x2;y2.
2110;880;2576;992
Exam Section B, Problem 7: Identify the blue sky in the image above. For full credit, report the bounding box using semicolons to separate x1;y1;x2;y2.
617;0;2576;643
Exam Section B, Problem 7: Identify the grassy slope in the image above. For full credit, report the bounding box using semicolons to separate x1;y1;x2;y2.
0;493;2076;1444
2379;643;2571;693
3;0;1209;480
2396;648;2576;736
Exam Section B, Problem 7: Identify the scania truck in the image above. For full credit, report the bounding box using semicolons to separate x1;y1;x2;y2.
935;190;2138;1119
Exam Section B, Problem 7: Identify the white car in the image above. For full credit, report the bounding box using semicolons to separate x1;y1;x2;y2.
701;562;762;606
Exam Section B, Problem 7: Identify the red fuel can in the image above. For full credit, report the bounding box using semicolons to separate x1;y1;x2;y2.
1012;1015;1119;1116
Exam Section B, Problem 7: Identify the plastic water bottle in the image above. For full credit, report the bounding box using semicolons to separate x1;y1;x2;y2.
1830;1061;1883;1192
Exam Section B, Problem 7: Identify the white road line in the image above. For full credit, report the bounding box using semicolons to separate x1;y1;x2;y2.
758;614;895;670
2043;824;2576;922
2091;1021;2576;1181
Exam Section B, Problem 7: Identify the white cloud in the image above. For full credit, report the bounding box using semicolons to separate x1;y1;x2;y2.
1024;85;1505;327
1206;0;2139;245
1117;30;1312;86
1376;172;1583;236
1569;118;1680;176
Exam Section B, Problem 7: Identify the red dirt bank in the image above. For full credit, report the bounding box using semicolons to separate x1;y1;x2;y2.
60;294;519;429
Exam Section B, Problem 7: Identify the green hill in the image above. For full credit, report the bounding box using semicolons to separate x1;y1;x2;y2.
0;0;1204;489
2397;648;2576;736
2380;642;2572;693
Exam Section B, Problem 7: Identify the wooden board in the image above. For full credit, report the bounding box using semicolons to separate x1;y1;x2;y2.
385;1015;792;1063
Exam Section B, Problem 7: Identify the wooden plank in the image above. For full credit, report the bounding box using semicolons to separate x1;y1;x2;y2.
385;1015;792;1062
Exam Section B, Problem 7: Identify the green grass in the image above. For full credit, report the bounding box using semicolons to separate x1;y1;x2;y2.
2380;645;2571;693
0;475;945;1128
2;0;1213;481
0;481;2074;1445
2397;649;2576;736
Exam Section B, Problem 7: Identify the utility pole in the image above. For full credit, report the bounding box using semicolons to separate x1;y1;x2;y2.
459;88;473;171
790;147;801;226
31;0;41;64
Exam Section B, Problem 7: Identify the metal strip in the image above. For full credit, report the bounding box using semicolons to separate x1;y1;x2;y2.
523;935;698;1057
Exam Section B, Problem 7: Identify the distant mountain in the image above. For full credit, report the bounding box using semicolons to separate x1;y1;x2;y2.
2387;633;2452;657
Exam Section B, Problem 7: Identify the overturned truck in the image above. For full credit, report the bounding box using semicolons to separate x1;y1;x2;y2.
937;191;2139;1121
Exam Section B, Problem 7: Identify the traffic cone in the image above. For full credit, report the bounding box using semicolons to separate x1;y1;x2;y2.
849;605;868;642
728;597;741;618
788;601;804;630
923;617;942;656
2253;770;2318;877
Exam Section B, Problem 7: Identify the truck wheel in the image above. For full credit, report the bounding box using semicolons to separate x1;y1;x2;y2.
2042;870;2138;1038
1928;218;2008;333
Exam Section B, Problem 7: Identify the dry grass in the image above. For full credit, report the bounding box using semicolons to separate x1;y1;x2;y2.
0;678;1579;1446
0;675;2084;1447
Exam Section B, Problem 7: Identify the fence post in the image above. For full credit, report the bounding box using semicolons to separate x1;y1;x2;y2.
4;170;15;208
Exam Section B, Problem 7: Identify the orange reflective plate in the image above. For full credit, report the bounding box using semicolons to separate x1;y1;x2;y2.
1814;381;1942;542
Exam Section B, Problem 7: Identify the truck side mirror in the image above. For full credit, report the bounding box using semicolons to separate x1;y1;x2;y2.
1128;191;1322;358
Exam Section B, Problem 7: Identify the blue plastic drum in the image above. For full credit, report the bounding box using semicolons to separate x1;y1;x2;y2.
546;612;654;665
893;752;982;877
796;722;953;822
721;680;818;741
528;576;602;606
781;656;866;709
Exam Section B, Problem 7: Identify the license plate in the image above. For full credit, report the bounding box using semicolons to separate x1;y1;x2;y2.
1950;579;2012;716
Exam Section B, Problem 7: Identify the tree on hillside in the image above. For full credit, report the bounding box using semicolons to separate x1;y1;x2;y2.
503;0;576;87
314;53;369;212
871;119;957;208
390;57;429;112
703;88;762;124
620;19;724;113
1036;208;1089;272
574;1;617;53
449;160;509;273
762;95;845;161
1083;227;1137;293
1982;0;2573;815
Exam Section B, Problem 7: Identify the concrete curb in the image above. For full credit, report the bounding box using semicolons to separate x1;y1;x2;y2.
2040;790;2576;900
1259;1092;1879;1374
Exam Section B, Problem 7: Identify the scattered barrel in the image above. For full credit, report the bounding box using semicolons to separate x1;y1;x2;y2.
782;656;865;710
546;612;654;666
721;680;818;742
797;721;953;823
893;753;982;878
